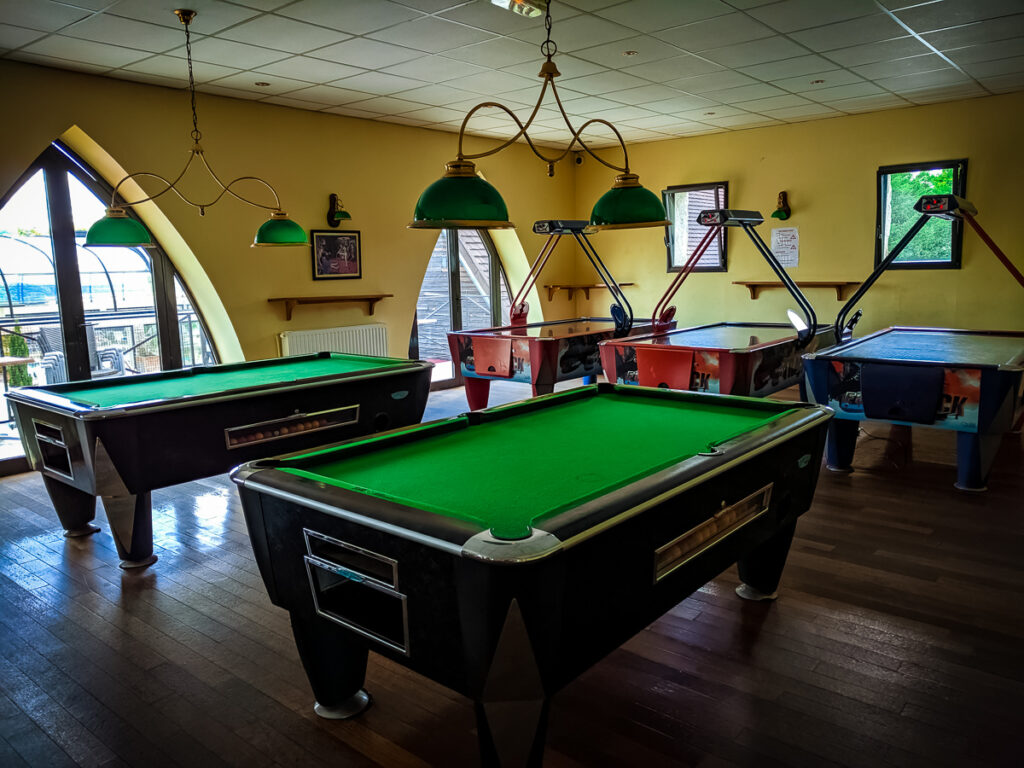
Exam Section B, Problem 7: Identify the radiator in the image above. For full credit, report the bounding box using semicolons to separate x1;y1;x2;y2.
279;324;389;357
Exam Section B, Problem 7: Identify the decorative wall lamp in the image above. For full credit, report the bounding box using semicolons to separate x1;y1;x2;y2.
85;9;306;248
409;0;668;231
326;193;352;227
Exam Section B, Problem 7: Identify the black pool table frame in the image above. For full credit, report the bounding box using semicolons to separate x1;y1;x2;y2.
6;352;433;569
232;384;831;767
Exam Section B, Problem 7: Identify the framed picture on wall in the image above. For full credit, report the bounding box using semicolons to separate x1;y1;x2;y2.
312;230;361;280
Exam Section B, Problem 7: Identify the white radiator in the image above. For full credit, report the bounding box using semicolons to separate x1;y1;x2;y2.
279;324;389;357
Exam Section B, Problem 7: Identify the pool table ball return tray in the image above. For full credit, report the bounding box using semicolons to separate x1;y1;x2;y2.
448;220;672;410
5;352;433;568
804;195;1024;490
232;384;832;767
601;209;838;396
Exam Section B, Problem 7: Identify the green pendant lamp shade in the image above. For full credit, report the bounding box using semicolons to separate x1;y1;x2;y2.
85;208;156;248
253;211;308;247
590;173;670;230
409;160;515;230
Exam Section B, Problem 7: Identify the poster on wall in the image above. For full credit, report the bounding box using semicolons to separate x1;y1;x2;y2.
771;227;799;267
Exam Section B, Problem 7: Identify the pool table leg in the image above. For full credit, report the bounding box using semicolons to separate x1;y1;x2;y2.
42;475;101;538
736;519;797;600
954;432;1002;492
825;419;859;472
101;493;158;569
464;377;492;410
290;611;372;720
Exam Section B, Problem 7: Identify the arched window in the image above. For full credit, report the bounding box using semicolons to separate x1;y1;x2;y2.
0;142;215;465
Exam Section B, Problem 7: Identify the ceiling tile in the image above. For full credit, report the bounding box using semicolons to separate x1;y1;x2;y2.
739;54;840;80
852;53;951;80
206;72;313;95
601;83;682;105
392;82;477;105
8;51;109;73
438;2;547;35
746;0;880;34
945;37;1024;65
699;82;789;103
760;104;841;120
322;105;379;118
0;24;46;49
675;104;746;119
391;0;466;13
110;69;185;88
573;35;682;69
596;0;733;34
231;0;293;10
310;37;421;68
901;83;988;103
63;15;185;52
790;14;906;52
654;13;775;52
733;93;814;111
345;95;430;114
450;69;538;94
619;113;686;129
383;54;487;82
823;36;931;67
195;82;265;100
171;37;290;68
979;70;1024;91
895;0;1024;33
369;17;495;53
621;53;724;81
701;112;780;128
285;84;374;105
803;81;885;100
642;93;719;113
558;94;624;113
218;16;350;54
586;104;660;121
822;92;911;111
666;70;757;94
701;36;807;67
923;15;1024;49
399;105;467;122
501;53;606;79
255;56;364;83
334;70;428;95
445;36;540;69
261;94;332;109
123;55;240;82
558;69;650;94
962;55;1024;77
0;0;90;32
875;67;972;92
106;0;259;34
279;0;422;34
509;14;632;52
22;35;150;68
771;69;864;93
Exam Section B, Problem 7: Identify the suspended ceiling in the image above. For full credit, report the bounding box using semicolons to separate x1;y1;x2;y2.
2;0;1023;147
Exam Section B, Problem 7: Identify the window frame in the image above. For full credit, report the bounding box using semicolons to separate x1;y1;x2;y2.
663;181;729;274
874;158;967;271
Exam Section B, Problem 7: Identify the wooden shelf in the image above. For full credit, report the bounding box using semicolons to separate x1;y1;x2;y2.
544;283;635;301
733;281;861;301
268;294;393;321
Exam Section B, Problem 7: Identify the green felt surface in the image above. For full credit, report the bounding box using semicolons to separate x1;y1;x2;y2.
282;390;791;539
56;354;404;408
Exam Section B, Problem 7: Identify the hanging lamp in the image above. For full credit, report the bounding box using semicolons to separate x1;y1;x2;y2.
409;0;668;231
85;9;306;248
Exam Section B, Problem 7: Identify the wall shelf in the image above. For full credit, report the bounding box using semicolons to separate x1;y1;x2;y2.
544;283;635;301
268;294;393;321
733;281;861;301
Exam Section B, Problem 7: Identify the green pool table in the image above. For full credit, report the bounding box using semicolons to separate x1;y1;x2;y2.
6;351;432;568
233;383;832;767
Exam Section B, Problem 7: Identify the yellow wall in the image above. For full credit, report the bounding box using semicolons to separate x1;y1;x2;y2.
1;60;576;360
574;92;1024;334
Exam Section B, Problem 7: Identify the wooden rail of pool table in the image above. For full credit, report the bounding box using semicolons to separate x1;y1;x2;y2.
268;294;393;320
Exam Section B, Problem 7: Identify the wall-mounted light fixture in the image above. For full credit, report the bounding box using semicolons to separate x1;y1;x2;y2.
326;194;352;227
85;9;306;248
410;0;668;232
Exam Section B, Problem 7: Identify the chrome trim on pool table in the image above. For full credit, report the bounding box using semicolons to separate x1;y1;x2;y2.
238;478;465;557
460;528;563;563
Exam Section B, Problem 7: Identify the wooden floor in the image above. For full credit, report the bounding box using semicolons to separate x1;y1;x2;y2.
0;390;1022;767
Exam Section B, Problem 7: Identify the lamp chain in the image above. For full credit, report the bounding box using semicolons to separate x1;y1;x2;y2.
541;0;556;60
184;16;201;143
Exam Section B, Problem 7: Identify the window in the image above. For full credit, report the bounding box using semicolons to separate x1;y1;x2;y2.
876;159;967;269
664;181;728;272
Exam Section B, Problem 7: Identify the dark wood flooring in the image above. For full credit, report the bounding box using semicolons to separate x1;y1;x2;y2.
0;386;1022;767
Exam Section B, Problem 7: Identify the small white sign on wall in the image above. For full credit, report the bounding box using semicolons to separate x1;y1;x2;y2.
771;227;799;268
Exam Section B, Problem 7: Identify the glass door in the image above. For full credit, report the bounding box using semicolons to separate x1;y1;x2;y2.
410;229;510;388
